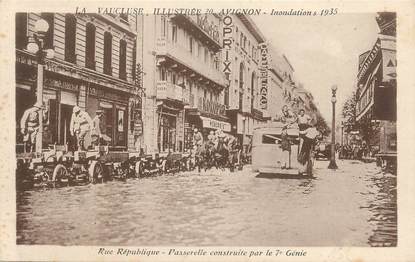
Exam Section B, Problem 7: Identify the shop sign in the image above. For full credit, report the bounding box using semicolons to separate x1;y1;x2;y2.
44;78;79;92
89;86;127;102
198;98;226;116
382;49;396;81
16;51;37;66
259;43;269;110
201;116;231;132
222;15;233;79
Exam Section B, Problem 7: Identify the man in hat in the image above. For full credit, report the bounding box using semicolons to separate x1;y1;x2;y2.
20;101;47;152
70;106;93;151
91;109;104;146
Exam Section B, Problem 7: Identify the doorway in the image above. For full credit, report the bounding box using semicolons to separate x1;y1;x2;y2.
59;104;74;148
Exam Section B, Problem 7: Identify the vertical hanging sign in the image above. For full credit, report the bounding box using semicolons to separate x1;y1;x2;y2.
259;43;269;110
222;15;233;79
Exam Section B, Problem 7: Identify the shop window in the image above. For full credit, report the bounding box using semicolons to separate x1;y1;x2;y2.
159;114;176;152
103;32;112;75
85;23;96;70
41;13;54;49
64;14;76;63
15;13;27;50
119;39;127;80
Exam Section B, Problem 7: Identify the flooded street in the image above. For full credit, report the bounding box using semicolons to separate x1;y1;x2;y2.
16;160;396;246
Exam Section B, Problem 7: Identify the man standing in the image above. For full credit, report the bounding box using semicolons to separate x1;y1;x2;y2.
20;102;47;152
91;109;104;146
70;106;93;151
193;128;203;149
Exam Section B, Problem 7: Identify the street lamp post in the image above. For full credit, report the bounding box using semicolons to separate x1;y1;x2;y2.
26;19;54;153
328;85;338;169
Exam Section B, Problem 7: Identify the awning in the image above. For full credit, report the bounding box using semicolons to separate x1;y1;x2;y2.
200;116;231;132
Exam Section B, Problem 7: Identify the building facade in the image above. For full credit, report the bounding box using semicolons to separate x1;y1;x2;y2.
140;14;228;154
15;13;141;151
221;14;268;146
356;12;396;153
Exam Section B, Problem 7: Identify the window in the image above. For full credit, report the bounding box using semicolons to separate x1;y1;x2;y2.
103;32;112;75
172;25;177;43
15;13;27;49
251;72;256;110
161;16;166;37
120;13;128;22
172;72;177;84
41;13;54;49
204;48;208;63
240;33;243;47
85;23;96;70
132;40;136;81
197;42;201;58
119;39;127;80
204;89;207;98
64;14;76;63
189;37;193;54
160;67;167;81
239;91;243;110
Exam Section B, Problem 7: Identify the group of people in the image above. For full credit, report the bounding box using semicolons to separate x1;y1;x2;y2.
192;128;239;154
275;105;319;168
20;102;110;152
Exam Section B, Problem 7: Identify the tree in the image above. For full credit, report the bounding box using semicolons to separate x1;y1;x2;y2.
315;113;330;137
341;91;359;132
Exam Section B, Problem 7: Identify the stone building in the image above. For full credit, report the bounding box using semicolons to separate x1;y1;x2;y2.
356;12;396;152
15;13;141;151
140;14;227;154
221;14;268;146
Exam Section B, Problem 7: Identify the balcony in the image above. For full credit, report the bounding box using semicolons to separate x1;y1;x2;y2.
156;38;227;88
170;14;221;52
156;81;189;104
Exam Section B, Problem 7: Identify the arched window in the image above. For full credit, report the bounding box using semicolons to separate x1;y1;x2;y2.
103;31;113;75
85;23;96;70
64;14;76;63
119;39;127;80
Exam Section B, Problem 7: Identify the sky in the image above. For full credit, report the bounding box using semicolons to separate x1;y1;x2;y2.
253;13;380;123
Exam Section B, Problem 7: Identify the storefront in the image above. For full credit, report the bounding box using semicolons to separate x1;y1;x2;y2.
86;84;130;149
157;101;184;153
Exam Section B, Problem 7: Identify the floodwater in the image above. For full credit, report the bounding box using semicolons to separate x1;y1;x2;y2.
16;160;396;246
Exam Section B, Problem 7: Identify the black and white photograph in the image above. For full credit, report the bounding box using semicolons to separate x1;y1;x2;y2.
1;1;415;261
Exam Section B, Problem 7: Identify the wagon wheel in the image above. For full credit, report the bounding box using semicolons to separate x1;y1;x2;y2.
52;164;69;187
88;160;104;184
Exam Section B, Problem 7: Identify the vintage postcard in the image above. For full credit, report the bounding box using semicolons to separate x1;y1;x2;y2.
1;0;415;261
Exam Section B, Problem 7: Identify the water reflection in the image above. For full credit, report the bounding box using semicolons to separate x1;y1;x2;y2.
16;162;396;246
